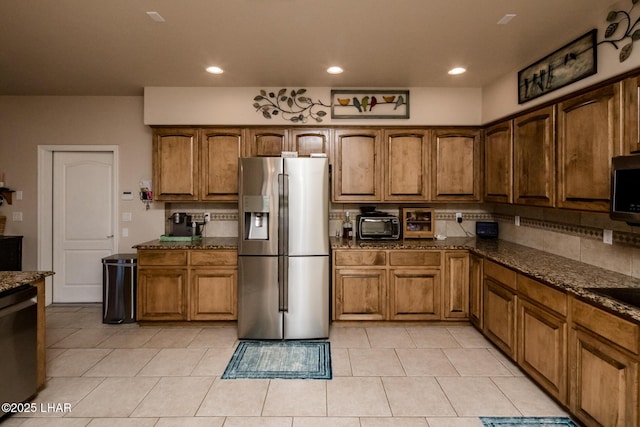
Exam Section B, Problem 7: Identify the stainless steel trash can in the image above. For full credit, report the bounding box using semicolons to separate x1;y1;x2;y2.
102;254;137;324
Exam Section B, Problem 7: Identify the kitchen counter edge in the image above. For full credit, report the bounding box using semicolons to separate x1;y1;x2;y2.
133;237;238;250
0;271;55;295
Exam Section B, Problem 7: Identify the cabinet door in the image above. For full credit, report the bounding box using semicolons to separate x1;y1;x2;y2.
200;128;242;201
484;121;513;203
153;128;199;201
384;129;430;201
517;298;567;403
443;251;469;320
334;268;386;320
332;129;383;202
514;106;556;207
389;268;441;320
137;268;187;320
483;278;517;359
557;84;622;211
469;254;483;328
570;327;639;427
246;128;287;157
190;268;237;320
623;75;640;154
288;129;329;156
431;129;481;201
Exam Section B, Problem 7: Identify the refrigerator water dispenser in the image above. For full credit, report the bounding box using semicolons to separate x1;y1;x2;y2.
243;195;270;240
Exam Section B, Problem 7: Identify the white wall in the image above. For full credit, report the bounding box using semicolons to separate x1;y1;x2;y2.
0;96;165;270
482;0;640;123
144;87;483;126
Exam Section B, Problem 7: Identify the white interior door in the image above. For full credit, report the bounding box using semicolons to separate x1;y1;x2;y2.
53;151;115;302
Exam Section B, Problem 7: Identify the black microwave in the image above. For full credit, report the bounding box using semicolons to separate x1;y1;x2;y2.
611;155;640;225
357;214;401;240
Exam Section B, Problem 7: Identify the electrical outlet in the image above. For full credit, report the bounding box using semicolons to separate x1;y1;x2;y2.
515;215;520;227
12;212;23;221
204;212;211;222
603;229;613;245
456;212;462;223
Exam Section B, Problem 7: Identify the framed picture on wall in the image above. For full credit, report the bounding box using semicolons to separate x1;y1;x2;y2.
331;90;410;119
517;29;597;104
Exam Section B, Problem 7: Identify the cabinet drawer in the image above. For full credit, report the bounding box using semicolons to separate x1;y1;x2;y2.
334;250;386;266
389;251;441;266
190;250;238;266
571;297;640;355
138;250;188;266
518;275;567;317
484;260;517;290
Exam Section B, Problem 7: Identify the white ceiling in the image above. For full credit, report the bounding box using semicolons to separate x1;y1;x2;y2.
0;0;618;96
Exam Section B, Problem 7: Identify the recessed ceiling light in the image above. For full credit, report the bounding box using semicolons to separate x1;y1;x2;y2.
497;14;516;25
448;67;466;75
206;66;224;74
327;66;344;74
146;11;165;22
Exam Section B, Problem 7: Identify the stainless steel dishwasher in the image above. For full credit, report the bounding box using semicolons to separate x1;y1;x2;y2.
0;285;38;418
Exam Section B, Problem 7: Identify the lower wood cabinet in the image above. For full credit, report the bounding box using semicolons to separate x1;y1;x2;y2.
569;297;639;427
469;254;483;328
137;249;238;321
332;249;468;321
482;260;518;359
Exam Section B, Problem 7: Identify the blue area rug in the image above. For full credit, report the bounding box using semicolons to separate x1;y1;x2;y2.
480;417;578;427
221;341;332;380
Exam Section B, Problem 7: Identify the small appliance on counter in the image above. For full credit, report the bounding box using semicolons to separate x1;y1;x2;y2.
168;212;203;237
356;207;401;240
476;221;499;239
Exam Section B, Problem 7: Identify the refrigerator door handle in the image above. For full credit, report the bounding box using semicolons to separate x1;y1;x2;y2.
282;256;289;312
278;255;285;311
277;173;289;312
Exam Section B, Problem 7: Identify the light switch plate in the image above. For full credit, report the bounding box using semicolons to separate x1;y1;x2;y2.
515;215;520;226
603;229;613;245
12;212;23;221
122;212;132;222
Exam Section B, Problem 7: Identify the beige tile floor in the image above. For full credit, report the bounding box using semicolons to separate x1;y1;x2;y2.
3;304;573;426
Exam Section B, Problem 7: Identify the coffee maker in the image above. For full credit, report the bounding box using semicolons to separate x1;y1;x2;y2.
169;212;202;237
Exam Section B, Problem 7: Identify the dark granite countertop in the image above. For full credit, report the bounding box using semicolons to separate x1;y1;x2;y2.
331;236;640;324
0;271;54;295
133;237;238;250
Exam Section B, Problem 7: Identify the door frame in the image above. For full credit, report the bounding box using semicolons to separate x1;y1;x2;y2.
37;145;119;305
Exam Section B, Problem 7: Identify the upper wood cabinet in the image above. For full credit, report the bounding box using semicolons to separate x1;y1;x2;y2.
513;106;556;207
153;128;200;201
200;128;243;202
245;128;329;157
623;75;640;154
484;121;513;203
557;83;622;212
431;128;482;201
288;129;329;156
153;127;244;202
246;128;287;157
384;129;430;201
332;128;383;202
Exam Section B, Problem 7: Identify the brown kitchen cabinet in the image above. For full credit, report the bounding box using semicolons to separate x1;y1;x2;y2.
516;275;568;403
431;128;482;201
483;260;518;360
383;129;431;201
245;128;329;157
557;83;622;212
332;128;383;202
623;74;640;154
153;128;200;201
137;249;238;321
569;297;639;427
153;127;243;202
189;250;238;320
333;250;387;320
514;106;556;207
469;253;483;328
200;128;243;202
332;248;469;322
442;251;469;320
483;121;513;203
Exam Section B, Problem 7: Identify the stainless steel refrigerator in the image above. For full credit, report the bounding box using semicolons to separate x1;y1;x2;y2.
238;157;329;340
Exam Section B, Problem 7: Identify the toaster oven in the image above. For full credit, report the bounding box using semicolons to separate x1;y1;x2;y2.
357;214;401;240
